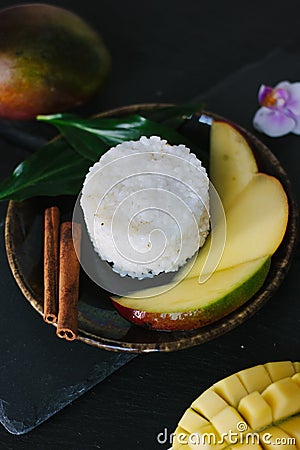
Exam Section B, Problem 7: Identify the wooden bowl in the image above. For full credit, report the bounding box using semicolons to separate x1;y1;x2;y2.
5;104;298;352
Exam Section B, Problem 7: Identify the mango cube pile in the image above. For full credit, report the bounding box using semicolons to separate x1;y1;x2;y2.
173;361;300;449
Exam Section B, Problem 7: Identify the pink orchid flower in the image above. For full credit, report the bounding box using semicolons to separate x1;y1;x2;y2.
253;81;300;137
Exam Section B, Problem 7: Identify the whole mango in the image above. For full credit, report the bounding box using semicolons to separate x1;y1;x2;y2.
0;3;111;120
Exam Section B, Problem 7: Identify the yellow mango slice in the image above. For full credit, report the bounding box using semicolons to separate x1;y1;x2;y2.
238;365;272;394
227;437;262;450
187;424;226;450
258;427;296;450
278;416;300;447
238;391;272;430
262;378;300;422
172;362;300;450
190;174;288;277
264;362;295;382
179;408;209;433
172;426;190;449
192;389;228;420
211;406;249;443
173;441;188;450
210;120;258;211
293;362;300;373
292;372;300;388
213;374;248;408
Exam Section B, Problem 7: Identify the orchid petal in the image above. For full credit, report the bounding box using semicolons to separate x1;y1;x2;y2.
258;84;288;109
258;85;273;105
284;82;300;115
274;88;289;104
253;107;295;137
275;80;290;90
291;114;300;135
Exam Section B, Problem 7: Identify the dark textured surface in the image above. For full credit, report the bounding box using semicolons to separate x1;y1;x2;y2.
0;135;136;436
0;0;300;448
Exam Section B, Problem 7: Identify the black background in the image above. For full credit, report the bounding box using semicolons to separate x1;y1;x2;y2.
0;0;300;449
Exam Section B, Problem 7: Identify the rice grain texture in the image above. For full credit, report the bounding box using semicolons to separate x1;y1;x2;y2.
81;136;209;279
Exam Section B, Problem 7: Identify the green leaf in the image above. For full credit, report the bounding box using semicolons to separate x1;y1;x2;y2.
50;123;108;161
0;105;207;202
38;114;169;146
145;102;204;128
38;113;207;162
0;138;91;201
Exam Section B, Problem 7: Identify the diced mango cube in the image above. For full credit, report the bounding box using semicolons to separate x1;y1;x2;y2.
173;362;300;450
192;389;228;420
292;373;300;388
264;362;295;382
259;426;296;450
234;443;264;450
179;408;209;434
238;365;272;394
278;416;300;447
172;426;189;449
211;406;249;443
238;391;272;431
172;442;188;450
262;378;300;422
214;374;248;407
293;362;300;373
187;424;226;450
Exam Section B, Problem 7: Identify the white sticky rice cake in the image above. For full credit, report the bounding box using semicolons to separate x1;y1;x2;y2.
80;136;210;279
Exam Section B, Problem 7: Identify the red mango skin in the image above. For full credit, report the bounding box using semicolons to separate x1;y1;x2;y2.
0;3;111;120
112;301;213;331
111;258;271;331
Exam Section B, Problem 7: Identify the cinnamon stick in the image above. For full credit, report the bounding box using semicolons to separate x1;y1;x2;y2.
57;222;82;341
43;206;60;324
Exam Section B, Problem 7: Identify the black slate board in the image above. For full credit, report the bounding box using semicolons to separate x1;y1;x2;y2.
0;136;136;435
